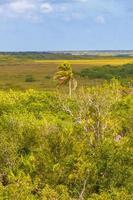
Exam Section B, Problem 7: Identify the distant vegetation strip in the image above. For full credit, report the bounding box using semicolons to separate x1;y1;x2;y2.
34;58;133;66
1;53;133;61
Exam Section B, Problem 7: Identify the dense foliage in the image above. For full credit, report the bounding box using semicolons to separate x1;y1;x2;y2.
79;64;133;81
0;80;133;199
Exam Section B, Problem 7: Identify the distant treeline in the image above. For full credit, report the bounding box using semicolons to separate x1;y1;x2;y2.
0;52;133;60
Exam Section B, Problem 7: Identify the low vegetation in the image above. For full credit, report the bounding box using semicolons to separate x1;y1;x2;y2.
0;54;133;90
0;80;133;199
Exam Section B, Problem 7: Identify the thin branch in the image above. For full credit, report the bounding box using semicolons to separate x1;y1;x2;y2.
78;178;87;200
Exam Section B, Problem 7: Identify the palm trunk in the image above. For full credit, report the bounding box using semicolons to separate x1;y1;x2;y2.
69;79;72;97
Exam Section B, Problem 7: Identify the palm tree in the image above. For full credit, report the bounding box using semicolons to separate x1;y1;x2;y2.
54;62;77;97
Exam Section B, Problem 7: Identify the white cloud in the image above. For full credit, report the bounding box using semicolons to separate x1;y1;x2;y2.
64;12;84;21
75;0;88;2
0;6;3;14
95;16;105;24
0;0;127;22
9;0;36;13
41;3;53;13
57;4;68;12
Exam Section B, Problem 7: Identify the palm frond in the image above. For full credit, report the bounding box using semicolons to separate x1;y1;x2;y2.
58;62;72;71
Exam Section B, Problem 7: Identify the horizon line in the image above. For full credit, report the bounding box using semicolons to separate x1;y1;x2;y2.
1;50;133;53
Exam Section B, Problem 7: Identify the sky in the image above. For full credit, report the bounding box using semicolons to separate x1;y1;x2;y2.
0;0;133;51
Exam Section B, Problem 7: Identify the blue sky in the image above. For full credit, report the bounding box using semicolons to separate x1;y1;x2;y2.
0;0;133;51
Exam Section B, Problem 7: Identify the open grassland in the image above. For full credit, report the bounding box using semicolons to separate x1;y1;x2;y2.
0;54;133;90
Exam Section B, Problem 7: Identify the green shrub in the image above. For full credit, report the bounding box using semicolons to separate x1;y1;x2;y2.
79;64;133;80
25;75;36;82
44;75;51;79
